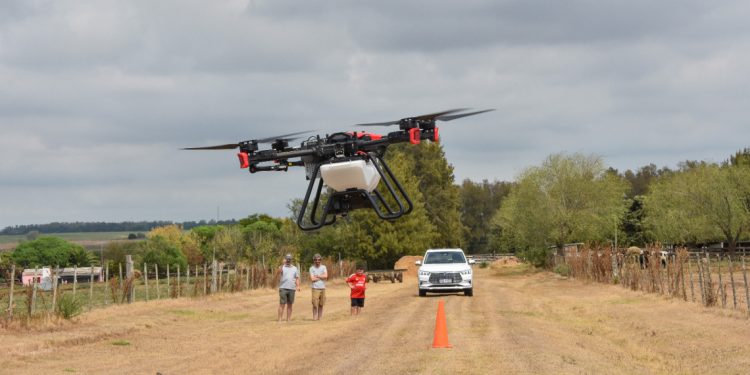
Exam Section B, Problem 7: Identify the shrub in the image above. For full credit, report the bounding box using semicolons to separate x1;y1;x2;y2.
554;263;571;277
57;293;84;320
479;261;490;269
518;247;550;268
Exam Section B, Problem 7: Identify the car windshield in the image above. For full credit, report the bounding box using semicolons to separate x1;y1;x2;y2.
424;251;466;264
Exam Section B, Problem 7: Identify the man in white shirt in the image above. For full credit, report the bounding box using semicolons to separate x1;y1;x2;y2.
309;253;328;321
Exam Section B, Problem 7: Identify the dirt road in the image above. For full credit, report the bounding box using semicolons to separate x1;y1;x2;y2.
3;264;750;374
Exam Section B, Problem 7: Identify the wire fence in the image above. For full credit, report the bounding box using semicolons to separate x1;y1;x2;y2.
1;257;357;326
555;246;750;316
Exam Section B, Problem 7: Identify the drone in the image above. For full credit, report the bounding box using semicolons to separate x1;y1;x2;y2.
184;108;494;230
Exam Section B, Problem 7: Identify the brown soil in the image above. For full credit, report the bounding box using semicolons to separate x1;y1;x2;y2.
2;264;750;374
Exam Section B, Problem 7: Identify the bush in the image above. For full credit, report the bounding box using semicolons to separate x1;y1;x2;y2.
479;261;490;269
553;263;571;277
518;247;550;268
57;293;84;320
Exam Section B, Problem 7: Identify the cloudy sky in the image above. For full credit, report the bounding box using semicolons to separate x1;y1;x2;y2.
2;0;749;229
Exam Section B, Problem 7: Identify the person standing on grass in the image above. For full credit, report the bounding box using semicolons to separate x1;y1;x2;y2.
278;254;300;322
346;264;367;316
309;253;328;321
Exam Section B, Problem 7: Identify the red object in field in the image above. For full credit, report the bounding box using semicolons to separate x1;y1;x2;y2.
432;300;452;348
433;127;439;142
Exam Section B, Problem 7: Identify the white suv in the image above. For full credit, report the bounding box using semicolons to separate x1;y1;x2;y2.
416;248;474;297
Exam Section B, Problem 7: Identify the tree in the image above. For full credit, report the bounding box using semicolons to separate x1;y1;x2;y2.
190;225;223;261
460;179;513;253
727;148;750;167
394;142;465;248
141;235;188;272
11;237;86;267
644;163;750;254
68;246;98;266
212;225;249;263
492;153;629;264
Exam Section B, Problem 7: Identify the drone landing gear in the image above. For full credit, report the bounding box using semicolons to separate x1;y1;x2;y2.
296;153;413;231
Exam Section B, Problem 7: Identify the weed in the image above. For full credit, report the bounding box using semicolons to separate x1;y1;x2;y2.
57;293;84;320
554;264;572;277
111;340;130;346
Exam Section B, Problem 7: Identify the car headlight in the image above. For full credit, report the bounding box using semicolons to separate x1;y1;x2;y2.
460;268;472;275
419;270;431;276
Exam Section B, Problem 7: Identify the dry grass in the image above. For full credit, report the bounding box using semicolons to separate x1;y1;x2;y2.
2;266;750;374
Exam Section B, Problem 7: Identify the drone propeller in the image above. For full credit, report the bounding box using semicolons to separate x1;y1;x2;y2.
354;108;494;127
181;130;315;150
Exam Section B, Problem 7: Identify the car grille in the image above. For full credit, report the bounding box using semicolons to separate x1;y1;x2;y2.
428;272;462;284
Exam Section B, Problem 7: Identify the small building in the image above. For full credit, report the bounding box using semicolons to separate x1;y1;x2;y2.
22;266;104;291
21;268;53;290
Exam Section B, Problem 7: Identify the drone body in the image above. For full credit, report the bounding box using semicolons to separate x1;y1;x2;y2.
184;108;493;230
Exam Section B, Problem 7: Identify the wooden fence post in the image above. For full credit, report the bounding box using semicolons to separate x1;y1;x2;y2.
89;266;95;310
126;255;134;304
155;263;160;299
203;263;208;296
186;265;190;297
743;256;750;316
177;265;181;298
118;263;123;290
697;258;706;305
729;256;738;309
51;266;59;315
211;260;217;294
218;263;223;293
717;254;726;308
195;264;199;296
679;255;687;301
7;264;15;321
73;265;78;296
104;264;109;306
166;264;171;298
31;268;38;316
144;262;149;302
688;258;695;302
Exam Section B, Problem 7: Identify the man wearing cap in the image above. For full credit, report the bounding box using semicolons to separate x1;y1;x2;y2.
309;253;328;320
278;254;300;322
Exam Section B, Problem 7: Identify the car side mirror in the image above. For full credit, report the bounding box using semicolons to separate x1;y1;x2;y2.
468;259;476;265
415;260;422;266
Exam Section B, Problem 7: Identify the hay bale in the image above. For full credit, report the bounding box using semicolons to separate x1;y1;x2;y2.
626;246;642;256
394;255;423;277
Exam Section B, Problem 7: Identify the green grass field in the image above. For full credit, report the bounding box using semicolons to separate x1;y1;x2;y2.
0;232;134;245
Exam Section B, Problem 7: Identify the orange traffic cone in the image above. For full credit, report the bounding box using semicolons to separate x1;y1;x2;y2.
432;300;452;348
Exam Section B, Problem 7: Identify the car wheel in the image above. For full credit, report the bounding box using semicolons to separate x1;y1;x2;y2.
419;289;427;297
464;288;473;297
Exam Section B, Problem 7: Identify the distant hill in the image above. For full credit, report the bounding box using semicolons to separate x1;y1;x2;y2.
0;219;238;235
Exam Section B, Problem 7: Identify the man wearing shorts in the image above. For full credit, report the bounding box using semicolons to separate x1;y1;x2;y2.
309;253;328;321
346;264;367;316
278;254;300;322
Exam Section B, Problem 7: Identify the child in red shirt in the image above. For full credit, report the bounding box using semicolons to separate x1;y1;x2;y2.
346;265;367;316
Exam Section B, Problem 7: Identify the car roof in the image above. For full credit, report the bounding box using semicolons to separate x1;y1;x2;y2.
425;248;464;253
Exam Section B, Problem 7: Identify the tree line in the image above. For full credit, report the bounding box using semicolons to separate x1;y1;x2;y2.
3;144;749;270
0;219;239;236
